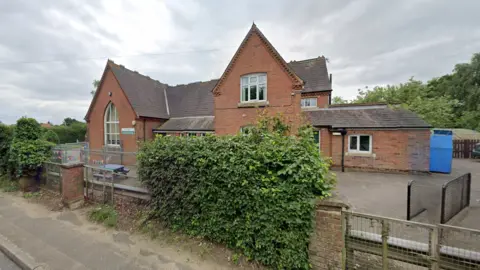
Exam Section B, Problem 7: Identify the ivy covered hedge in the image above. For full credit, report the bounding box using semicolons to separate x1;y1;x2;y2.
138;116;334;269
0;124;14;175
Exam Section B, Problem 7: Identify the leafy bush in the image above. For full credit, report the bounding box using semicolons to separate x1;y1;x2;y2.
89;205;118;228
138;115;334;269
0;124;14;175
9;118;53;177
42;129;60;144
14;117;42;141
9;140;54;177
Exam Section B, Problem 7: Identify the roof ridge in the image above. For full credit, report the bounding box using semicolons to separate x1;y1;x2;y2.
108;60;167;86
169;79;219;88
289;56;325;64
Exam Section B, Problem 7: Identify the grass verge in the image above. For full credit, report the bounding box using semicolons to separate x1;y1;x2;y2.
0;175;19;192
88;204;118;228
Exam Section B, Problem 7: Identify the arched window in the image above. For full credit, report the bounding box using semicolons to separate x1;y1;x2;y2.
104;103;120;146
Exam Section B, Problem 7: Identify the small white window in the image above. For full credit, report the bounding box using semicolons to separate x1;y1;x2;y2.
240;73;267;102
301;98;317;108
104;103;120;146
348;135;372;153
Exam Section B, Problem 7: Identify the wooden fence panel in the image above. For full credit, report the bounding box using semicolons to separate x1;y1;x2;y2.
453;139;480;159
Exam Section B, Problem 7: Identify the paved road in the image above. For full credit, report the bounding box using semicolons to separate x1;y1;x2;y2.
0;251;20;270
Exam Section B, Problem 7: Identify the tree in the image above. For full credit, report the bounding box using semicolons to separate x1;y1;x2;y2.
332;96;349;104
42;129;60;144
9;118;53;177
62;117;80;126
91;79;100;96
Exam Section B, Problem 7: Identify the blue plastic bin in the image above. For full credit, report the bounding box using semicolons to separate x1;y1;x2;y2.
430;130;453;173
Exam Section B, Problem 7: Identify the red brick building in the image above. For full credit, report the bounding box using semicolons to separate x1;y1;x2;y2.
85;24;431;172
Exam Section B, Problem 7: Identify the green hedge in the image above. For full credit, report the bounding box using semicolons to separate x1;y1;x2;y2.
138;118;334;269
49;122;86;144
0;124;14;175
9;118;53;177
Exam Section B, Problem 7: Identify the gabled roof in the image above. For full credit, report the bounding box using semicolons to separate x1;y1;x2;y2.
305;105;431;129
212;23;304;96
109;62;170;119
166;80;217;117
289;57;332;92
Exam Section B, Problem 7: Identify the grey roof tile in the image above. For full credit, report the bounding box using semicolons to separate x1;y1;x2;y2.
288;57;332;92
109;63;169;118
155;116;215;131
305;105;431;128
166;80;217;117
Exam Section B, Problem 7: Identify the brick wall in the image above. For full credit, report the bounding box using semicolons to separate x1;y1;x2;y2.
329;129;430;172
60;162;84;203
302;91;331;108
214;32;302;135
135;117;165;142
87;69;138;153
309;199;349;270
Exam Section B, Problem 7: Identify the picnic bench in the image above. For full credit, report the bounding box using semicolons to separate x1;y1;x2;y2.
93;164;130;181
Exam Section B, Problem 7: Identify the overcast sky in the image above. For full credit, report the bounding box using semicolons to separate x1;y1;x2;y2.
1;0;479;124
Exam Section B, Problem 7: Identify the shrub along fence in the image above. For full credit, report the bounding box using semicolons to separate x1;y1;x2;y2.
137;118;335;269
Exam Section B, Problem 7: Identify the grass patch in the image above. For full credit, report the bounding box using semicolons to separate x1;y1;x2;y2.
23;192;40;199
0;176;19;192
88;204;118;228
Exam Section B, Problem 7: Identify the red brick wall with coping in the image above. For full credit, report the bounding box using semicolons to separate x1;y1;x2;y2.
214;32;303;135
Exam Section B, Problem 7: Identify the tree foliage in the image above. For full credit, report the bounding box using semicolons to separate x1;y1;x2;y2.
9;118;53;177
91;79;100;96
62;117;81;126
0;124;14;175
348;53;480;130
332;96;349;104
138;115;334;269
42;129;60;144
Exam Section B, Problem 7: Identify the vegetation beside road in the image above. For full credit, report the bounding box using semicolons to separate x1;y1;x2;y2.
138;114;335;269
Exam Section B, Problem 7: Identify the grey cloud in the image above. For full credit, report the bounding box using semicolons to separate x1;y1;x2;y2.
1;0;480;123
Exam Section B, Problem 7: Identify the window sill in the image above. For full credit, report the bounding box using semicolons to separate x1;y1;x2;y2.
346;152;376;158
237;101;269;108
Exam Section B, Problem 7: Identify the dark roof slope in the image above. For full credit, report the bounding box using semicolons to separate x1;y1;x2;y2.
288;57;331;92
109;62;169;118
306;105;431;128
155;116;215;132
166;80;217;117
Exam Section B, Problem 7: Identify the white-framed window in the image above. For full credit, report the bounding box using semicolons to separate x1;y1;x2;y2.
104;103;120;146
240;73;267;102
301;98;317;108
348;135;372;153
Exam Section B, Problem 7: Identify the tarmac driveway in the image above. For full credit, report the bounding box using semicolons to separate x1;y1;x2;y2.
335;159;480;228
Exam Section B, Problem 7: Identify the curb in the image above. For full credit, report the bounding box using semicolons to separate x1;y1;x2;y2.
0;233;43;270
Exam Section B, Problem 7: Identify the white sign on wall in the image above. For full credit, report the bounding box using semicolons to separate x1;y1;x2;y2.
121;128;135;135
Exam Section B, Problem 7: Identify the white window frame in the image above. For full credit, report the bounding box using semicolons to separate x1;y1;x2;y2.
240;73;267;103
301;98;318;108
348;134;372;153
104;103;120;146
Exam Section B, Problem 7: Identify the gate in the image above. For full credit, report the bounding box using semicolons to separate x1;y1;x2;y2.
441;173;471;224
344;211;480;269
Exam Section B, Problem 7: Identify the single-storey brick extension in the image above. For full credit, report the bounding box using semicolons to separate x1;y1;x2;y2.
85;24;431;172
